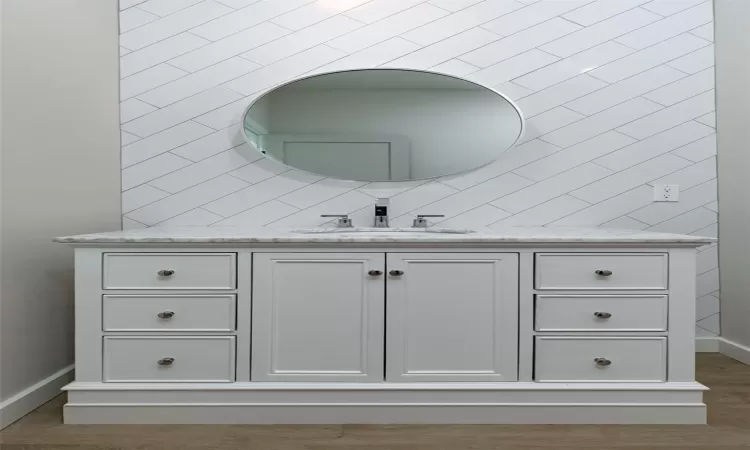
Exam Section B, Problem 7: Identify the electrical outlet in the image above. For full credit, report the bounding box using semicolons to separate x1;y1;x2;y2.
653;184;679;202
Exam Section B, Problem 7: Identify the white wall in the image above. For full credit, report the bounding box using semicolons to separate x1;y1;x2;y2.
715;0;750;350
0;0;121;427
119;1;719;335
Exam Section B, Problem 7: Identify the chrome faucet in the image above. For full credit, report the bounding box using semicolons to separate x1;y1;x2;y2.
412;214;445;228
374;198;389;228
321;214;353;228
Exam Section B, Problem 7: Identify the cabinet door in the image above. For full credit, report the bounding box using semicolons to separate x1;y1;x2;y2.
252;253;385;382
386;253;519;382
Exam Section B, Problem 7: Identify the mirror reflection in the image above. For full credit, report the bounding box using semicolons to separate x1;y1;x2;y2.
242;69;524;182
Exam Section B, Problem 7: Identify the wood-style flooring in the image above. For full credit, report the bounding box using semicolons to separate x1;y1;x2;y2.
1;353;749;449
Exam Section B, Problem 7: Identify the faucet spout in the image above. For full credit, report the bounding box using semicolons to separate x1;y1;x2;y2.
374;198;390;228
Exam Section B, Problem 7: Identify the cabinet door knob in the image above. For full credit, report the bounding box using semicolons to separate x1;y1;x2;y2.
389;270;404;276
594;269;613;276
368;270;383;276
157;357;175;366
157;311;175;319
594;312;612;319
157;269;175;277
594;357;612;367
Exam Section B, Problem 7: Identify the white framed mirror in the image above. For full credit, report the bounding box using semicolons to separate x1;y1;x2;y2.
242;68;525;182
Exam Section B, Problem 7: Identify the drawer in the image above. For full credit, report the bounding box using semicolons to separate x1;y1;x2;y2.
534;337;666;382
102;295;236;332
103;336;236;382
535;295;668;332
103;253;236;290
535;253;668;290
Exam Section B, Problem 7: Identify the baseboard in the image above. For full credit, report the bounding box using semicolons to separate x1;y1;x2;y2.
695;336;720;352
0;364;74;429
718;337;750;365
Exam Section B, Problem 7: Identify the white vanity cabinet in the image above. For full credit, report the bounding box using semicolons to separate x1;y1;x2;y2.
56;227;713;425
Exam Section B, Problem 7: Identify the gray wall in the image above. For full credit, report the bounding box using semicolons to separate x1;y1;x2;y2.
716;0;750;348
0;0;121;408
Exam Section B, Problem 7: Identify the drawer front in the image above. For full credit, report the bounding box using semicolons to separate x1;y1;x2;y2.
103;253;236;290
535;253;668;290
102;295;236;332
104;336;236;382
534;337;666;382
535;295;668;331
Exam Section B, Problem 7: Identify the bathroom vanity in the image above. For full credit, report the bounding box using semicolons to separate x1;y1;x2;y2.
56;226;713;424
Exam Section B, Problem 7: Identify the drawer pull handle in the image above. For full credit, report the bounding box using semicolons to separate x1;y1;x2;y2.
389;270;405;276
594;269;613;276
157;357;175;366
594;357;612;367
157;269;175;277
368;270;383;276
594;312;612;319
157;311;175;319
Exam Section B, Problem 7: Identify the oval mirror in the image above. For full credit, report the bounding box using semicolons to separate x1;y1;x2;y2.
242;68;524;182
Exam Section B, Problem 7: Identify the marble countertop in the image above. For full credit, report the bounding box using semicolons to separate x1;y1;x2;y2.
54;226;716;245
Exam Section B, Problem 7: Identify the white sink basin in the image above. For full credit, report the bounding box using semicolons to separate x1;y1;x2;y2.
292;227;475;235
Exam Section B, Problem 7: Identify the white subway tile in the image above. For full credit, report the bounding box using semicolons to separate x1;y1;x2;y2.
570;154;691;203
430;58;480;77
630;179;716;224
643;68;714;106
672;133;716;162
493;195;589;226
170;124;246;161
400;0;524;45
193;96;251;129
121;0;148;10
595;121;714;170
542;97;663;148
121;98;158;123
696;245;718;276
563;0;651;26
127;175;249;224
512;41;633;91
213;200;299;226
552;185;653;225
344;0;428;24
520;107;584;143
150;146;262;193
120;32;209;77
138;0;204;17
121;1;233;50
428;0;484;12
355;180;431;198
279;179;368;209
465;50;559;87
696;293;719;320
540;8;661;57
494;163;611;213
122;131;141;146
493;81;533;100
648;156;716;189
169;23;290;72
121;47;133;56
328;3;449;53
269;190;377;227
215;0;264;7
122;153;193;190
666;44;715;74
229;158;292;184
647;206;715;234
122;121;215;167
317;38;421;72
696;267;719;298
482;0;594;37
566;65;686;115
388;182;459;217
641;0;708;17
516;75;607;117
616;2;713;49
690;22;714;41
120;7;159;33
122;184;170;213
435;204;510;228
601;215;649;230
122;87;243;137
618;90;715;139
121;64;187;100
384;27;499;69
244;16;362;66
696;112;716;128
123;217;148;230
158;208;223;226
460;18;580;68
514;131;635;181
271;0;370;30
223;45;345;96
589;33;710;82
190;0;314;41
138;57;259;107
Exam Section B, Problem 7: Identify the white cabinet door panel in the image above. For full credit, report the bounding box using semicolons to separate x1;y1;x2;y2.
386;253;519;382
252;253;385;382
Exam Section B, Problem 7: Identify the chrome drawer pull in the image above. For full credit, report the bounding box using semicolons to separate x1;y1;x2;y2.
157;269;175;277
594;357;612;367
157;357;175;366
368;270;383;276
594;312;612;319
157;311;175;319
594;269;613;276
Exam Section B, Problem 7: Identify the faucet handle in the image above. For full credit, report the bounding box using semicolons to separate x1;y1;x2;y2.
413;214;445;228
321;214;353;228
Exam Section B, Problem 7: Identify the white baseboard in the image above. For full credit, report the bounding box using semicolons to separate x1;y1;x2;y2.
0;364;74;429
695;336;720;352
718;337;750;365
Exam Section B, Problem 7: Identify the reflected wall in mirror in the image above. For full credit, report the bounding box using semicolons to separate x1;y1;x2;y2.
242;69;525;182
